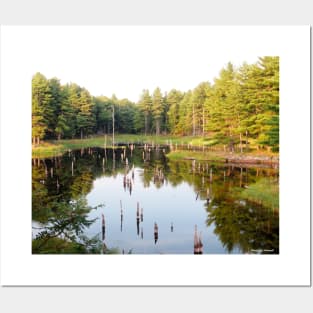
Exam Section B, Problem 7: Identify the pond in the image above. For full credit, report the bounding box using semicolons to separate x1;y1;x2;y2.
32;144;279;254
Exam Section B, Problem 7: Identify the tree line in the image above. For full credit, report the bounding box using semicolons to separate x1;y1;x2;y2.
32;56;279;151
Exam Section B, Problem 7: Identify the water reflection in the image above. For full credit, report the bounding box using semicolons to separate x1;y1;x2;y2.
154;222;159;244
120;209;123;232
32;144;279;254
136;202;140;236
136;217;140;236
102;214;105;241
194;225;203;254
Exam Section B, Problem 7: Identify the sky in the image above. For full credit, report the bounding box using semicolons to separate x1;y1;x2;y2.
4;26;271;102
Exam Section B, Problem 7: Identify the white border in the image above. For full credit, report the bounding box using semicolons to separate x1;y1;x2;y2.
0;25;310;286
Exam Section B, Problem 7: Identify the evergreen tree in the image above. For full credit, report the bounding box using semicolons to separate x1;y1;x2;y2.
167;89;183;134
256;57;279;151
92;96;112;134
32;73;51;144
161;91;170;134
152;87;163;135
192;82;211;136
31;56;279;152
210;63;241;150
77;89;94;138
48;78;65;139
55;84;74;140
176;91;193;135
138;89;152;135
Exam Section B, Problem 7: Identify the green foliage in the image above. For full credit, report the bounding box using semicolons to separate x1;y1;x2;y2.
32;73;51;144
176;91;193;135
152;87;163;135
167;89;183;133
241;177;279;211
192;82;211;136
32;57;279;152
32;197;103;253
138;89;152;135
166;150;224;162
32;145;279;254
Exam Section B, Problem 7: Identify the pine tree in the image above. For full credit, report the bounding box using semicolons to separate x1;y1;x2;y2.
32;73;51;144
192;82;211;136
77;89;94;138
176;91;193;135
55;85;74;139
152;87;163;135
209;63;241;151
138;89;152;135
167;89;183;134
257;56;279;151
44;78;67;139
93;96;112;134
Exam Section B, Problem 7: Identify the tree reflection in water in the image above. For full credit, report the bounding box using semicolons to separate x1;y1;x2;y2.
206;198;279;254
32;145;279;254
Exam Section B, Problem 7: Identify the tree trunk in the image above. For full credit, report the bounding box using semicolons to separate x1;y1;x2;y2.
240;132;243;153
112;105;115;148
202;106;205;136
155;119;160;136
192;103;195;136
80;129;83;139
144;114;148;136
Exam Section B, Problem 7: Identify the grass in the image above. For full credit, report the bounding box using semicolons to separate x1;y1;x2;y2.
32;134;279;160
241;178;279;212
165;148;278;163
33;136;122;157
32;134;206;157
165;150;225;162
32;141;66;158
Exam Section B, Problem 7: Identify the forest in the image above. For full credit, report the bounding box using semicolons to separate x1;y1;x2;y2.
32;56;279;152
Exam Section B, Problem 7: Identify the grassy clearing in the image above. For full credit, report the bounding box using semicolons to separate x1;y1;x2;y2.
32;134;279;160
165;149;278;163
32;134;204;157
165;150;225;162
33;136;123;157
32;142;66;158
241;178;279;212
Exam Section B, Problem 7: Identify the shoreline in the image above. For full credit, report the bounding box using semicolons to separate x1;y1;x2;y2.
165;150;279;167
32;136;279;166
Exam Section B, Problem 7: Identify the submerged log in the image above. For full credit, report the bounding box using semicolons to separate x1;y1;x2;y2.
120;210;123;232
194;225;203;254
136;217;140;236
154;222;158;244
102;214;106;241
136;202;140;218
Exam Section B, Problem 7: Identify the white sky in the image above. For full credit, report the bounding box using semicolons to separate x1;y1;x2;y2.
3;26;280;102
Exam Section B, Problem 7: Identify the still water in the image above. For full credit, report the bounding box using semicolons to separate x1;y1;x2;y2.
32;145;279;254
